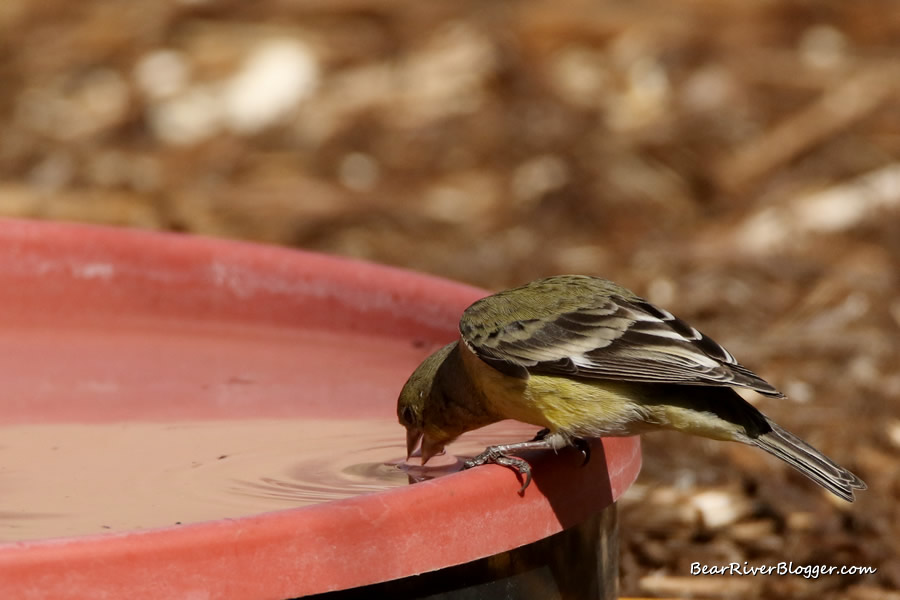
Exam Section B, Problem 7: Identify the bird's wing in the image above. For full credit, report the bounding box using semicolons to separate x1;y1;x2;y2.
460;291;784;397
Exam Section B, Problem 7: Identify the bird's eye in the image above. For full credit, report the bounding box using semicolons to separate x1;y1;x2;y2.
401;406;415;425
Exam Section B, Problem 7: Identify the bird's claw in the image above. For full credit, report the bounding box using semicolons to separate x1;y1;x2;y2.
572;437;591;466
464;446;533;494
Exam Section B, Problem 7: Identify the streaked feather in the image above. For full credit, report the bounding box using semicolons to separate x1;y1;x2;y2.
752;420;867;502
460;275;784;397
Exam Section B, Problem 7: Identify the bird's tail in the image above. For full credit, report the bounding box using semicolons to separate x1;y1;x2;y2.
752;419;866;502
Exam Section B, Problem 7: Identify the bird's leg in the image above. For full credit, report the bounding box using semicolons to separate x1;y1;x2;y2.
530;429;589;463
464;431;589;493
530;428;551;441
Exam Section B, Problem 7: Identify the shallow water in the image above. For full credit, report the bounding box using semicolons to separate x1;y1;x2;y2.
0;418;537;542
0;313;538;542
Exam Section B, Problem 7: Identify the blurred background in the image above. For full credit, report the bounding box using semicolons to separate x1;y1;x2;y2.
1;0;898;597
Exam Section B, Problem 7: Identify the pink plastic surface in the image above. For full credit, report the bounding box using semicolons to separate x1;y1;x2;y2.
0;219;641;599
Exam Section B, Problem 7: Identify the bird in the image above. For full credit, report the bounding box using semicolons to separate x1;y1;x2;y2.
397;275;866;501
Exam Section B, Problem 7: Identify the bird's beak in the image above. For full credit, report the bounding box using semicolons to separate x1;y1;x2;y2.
406;427;423;459
420;435;445;465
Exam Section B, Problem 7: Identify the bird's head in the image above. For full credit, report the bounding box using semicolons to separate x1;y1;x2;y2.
397;343;459;464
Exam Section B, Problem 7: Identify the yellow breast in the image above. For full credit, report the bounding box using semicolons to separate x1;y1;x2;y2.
458;343;652;436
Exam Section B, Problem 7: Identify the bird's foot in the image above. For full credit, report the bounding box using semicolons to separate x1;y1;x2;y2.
463;434;592;493
464;446;533;494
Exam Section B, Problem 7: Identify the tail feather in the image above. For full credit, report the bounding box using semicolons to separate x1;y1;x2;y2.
752;420;866;502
